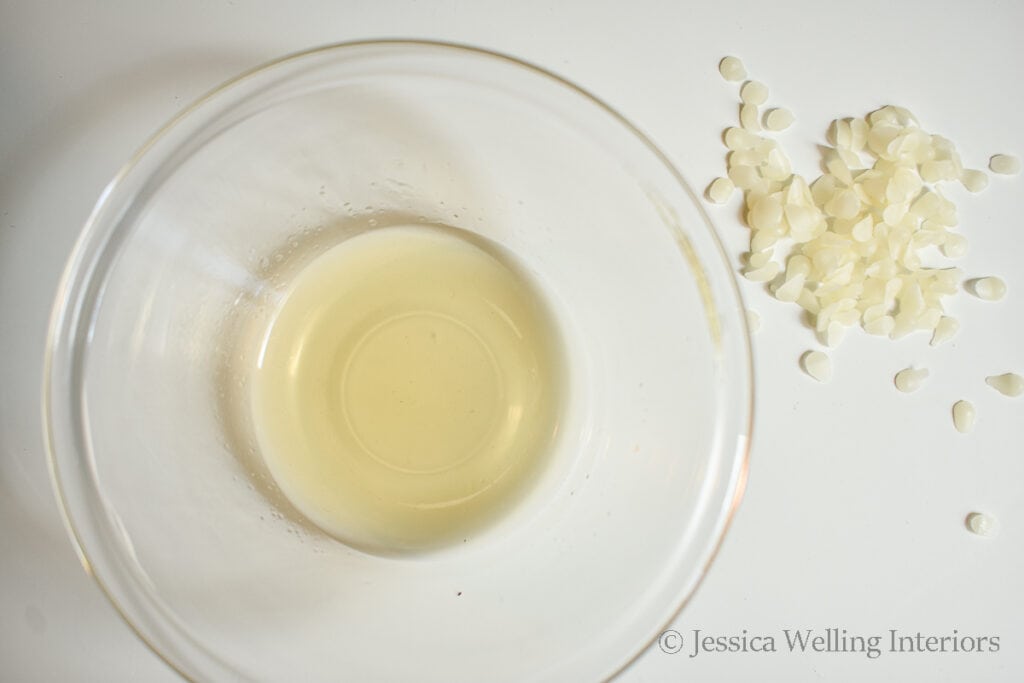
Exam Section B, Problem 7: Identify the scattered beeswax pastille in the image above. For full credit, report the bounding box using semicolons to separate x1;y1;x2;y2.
930;316;959;346
960;169;988;193
941;234;968;259
968;277;1007;301
764;107;795;132
952;400;975;433
894;367;929;393
725;126;758;150
719;56;747;82
989;154;1020;175
740;80;769;106
740;103;760;131
819;321;845;348
706;177;735;204
801;350;832;383
743;260;780;282
965;512;998;538
985;372;1023;397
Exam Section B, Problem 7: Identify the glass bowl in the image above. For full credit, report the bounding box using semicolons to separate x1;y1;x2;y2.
44;40;752;681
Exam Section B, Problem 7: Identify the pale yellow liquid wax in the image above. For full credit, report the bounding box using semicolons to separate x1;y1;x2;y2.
251;224;565;553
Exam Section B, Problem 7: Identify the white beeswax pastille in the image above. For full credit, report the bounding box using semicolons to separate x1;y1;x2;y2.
801;350;832;383
930;316;959;346
706;177;735;204
894;367;929;393
986;372;1023;397
743;260;780;283
740;103;760;131
725;126;758;150
960;169;988;193
989;154;1020;175
941;234;968;259
764;107;795;132
970;277;1006;301
719;56;747;82
740;81;769;106
952;400;975;433
965;512;999;537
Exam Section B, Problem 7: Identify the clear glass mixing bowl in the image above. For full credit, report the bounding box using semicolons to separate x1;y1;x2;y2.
44;40;752;681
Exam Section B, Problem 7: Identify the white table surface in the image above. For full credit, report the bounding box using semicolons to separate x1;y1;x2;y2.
2;1;1022;681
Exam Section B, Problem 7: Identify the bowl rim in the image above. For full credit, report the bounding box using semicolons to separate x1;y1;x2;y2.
42;37;754;682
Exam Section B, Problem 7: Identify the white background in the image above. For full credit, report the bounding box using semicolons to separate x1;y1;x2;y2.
2;1;1021;681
